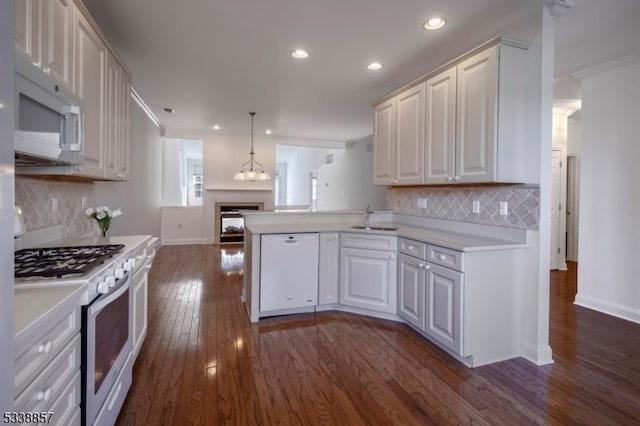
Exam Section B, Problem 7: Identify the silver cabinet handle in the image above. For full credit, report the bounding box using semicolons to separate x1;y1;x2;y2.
418;262;425;268
439;254;446;261
453;176;461;182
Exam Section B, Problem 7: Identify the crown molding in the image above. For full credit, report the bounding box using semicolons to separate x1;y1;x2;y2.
544;0;573;19
131;87;166;136
573;52;640;79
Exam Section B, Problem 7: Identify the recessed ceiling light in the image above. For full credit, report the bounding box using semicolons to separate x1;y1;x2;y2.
265;129;272;135
162;107;175;114
211;124;221;130
290;49;309;59
423;16;446;30
367;62;383;71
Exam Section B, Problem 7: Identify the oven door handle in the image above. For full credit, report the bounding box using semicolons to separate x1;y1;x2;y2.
88;271;131;316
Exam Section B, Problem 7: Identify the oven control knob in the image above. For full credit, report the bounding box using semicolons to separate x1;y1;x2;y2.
129;258;137;269
97;281;110;294
123;260;133;272
106;276;116;287
114;268;125;279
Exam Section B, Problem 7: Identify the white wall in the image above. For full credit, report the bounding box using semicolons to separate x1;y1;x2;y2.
279;137;386;211
286;147;328;206
203;132;275;191
160;206;206;245
95;100;163;237
0;0;15;411
161;138;186;205
575;56;640;323
339;136;386;210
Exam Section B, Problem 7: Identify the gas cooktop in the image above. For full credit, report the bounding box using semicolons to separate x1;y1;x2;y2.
15;244;125;278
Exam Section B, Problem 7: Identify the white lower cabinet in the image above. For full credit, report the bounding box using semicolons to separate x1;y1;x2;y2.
397;254;426;330
398;237;464;356
318;232;340;305
425;263;463;355
131;267;148;361
340;247;397;314
14;291;83;424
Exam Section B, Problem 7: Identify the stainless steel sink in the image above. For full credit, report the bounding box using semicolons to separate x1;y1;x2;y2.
350;225;398;231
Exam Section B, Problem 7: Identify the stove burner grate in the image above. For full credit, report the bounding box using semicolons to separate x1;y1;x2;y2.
15;244;125;278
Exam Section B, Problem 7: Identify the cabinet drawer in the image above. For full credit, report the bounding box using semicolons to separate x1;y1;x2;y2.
427;244;464;271
398;238;427;260
15;333;81;412
15;306;81;396
341;233;397;251
47;370;81;426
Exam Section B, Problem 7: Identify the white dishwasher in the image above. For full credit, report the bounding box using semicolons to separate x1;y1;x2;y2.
260;233;319;312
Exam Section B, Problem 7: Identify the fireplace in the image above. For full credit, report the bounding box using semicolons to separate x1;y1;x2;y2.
215;202;264;244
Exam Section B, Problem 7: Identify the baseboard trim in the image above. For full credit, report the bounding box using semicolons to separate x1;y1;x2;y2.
574;294;640;324
521;342;554;366
160;238;208;246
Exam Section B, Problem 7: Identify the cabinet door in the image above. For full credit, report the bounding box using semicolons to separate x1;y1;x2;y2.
41;0;72;89
395;84;424;185
425;264;463;354
15;0;42;67
373;98;396;185
340;247;396;314
104;51;120;180
455;46;498;183
397;254;425;330
15;0;41;66
74;8;106;178
318;233;340;305
424;67;457;184
117;72;131;180
132;270;148;361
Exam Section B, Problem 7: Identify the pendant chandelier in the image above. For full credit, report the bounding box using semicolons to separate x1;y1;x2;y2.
234;112;271;181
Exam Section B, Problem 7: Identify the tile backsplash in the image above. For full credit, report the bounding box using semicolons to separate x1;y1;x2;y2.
15;177;96;237
387;185;540;230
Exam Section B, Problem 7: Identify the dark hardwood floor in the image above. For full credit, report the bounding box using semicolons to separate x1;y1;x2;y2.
117;247;640;425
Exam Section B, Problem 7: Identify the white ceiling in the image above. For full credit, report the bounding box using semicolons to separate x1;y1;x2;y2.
82;0;640;142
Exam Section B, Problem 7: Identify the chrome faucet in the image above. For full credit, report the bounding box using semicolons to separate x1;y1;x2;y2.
365;205;373;226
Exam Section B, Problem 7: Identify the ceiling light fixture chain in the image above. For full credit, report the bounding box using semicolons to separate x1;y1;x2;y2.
234;112;271;182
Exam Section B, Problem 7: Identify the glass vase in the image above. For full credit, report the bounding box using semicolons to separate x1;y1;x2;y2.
98;219;110;238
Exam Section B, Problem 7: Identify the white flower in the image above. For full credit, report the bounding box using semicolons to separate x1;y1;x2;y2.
112;209;122;217
96;211;107;220
84;207;94;216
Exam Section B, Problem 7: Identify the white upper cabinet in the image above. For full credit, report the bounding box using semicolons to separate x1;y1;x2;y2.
455;46;498;183
373;38;530;186
41;0;73;89
373;84;425;186
104;51;121;180
424;67;457;184
395;84;425;185
16;0;73;90
74;7;106;178
117;72;131;180
15;0;41;66
373;98;396;185
15;0;132;181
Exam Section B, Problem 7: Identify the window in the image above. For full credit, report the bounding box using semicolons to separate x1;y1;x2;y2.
161;138;203;206
193;174;203;199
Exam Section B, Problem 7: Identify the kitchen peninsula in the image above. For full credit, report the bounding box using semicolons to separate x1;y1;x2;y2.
242;210;535;367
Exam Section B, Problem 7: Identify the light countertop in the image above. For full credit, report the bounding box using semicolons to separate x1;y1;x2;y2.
15;284;86;340
14;235;154;339
246;222;527;252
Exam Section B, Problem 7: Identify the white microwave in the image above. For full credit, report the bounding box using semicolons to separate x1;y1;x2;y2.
14;54;84;167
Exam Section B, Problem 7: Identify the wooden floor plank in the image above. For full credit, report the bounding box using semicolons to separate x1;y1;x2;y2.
117;249;640;425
